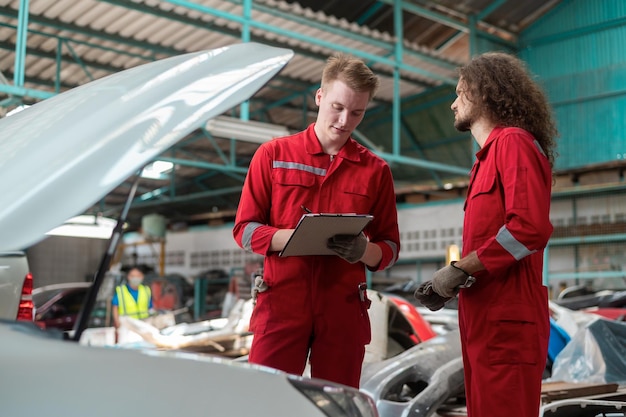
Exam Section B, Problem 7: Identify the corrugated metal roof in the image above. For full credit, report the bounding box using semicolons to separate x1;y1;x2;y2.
0;0;561;229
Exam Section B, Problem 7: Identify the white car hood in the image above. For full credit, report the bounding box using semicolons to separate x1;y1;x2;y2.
0;42;293;252
0;321;324;417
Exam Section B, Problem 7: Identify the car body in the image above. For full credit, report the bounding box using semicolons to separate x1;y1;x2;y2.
32;282;93;331
360;330;465;417
0;319;378;417
584;307;626;321
366;291;437;362
0;42;293;253
0;42;379;417
385;293;438;344
0;251;33;321
555;277;626;311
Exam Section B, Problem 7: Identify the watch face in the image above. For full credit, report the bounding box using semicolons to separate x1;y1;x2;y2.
462;276;476;288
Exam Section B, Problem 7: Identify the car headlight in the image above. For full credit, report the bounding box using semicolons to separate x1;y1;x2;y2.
289;377;379;417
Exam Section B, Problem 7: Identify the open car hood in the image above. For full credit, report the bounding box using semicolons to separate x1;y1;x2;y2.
0;42;293;252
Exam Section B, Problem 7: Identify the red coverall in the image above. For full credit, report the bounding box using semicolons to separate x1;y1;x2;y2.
233;123;400;388
460;126;552;417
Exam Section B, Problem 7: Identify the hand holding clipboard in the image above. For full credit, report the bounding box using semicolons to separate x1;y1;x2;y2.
279;212;373;257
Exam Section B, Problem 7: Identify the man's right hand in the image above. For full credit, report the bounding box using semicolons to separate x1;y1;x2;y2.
414;280;451;311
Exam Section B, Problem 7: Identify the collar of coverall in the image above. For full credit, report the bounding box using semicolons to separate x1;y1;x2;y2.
305;123;361;162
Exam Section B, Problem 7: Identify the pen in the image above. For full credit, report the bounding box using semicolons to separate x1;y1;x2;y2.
301;205;312;213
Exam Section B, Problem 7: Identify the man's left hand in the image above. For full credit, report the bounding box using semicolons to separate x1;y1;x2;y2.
431;264;469;298
414;281;450;311
327;232;367;263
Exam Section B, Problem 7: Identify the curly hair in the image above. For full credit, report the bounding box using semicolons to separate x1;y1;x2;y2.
459;52;558;169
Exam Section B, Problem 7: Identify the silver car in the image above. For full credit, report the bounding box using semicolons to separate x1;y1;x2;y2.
0;42;379;417
0;251;33;321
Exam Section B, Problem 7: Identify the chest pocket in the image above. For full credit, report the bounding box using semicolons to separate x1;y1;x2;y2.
464;173;496;211
472;174;498;197
341;182;371;213
274;168;317;188
273;169;317;227
465;174;504;238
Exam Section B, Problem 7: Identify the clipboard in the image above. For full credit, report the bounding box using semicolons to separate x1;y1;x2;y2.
279;213;374;257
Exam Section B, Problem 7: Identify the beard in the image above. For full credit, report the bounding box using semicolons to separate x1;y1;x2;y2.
454;116;471;132
453;105;480;132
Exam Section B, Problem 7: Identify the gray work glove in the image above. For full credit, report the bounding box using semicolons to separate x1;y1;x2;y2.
251;275;268;305
414;281;451;311
431;263;474;298
327;232;368;263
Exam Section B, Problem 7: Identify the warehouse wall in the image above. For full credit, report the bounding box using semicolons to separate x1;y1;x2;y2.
520;0;626;170
27;235;109;288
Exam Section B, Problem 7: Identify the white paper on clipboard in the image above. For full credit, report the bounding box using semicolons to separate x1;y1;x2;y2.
279;213;374;257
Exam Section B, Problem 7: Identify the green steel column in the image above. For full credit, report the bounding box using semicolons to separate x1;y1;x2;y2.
13;0;30;87
240;0;252;121
469;14;478;58
55;39;62;93
543;245;549;287
468;14;480;155
392;0;403;155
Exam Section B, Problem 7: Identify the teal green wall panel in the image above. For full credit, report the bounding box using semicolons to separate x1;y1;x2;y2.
554;96;626;167
520;0;626;171
523;0;626;47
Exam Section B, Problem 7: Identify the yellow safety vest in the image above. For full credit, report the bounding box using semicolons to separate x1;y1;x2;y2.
115;284;151;319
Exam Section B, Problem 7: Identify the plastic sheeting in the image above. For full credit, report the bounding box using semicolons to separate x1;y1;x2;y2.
550;318;626;384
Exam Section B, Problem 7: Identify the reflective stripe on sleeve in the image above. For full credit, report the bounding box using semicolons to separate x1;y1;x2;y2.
384;239;399;268
495;225;536;260
242;222;263;251
533;139;547;158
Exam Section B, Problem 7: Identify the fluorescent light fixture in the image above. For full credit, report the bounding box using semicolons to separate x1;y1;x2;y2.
46;215;118;239
141;160;174;180
205;115;289;144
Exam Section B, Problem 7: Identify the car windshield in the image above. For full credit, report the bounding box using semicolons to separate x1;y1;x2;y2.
32;288;67;306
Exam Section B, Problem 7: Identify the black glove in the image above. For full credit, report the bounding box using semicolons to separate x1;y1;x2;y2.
327;232;368;263
431;263;474;298
414;281;450;311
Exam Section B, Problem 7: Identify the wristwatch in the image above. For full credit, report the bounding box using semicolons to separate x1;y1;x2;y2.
450;261;476;288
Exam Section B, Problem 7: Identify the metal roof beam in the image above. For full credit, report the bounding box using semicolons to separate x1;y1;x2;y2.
0;6;181;56
107;186;245;213
0;83;53;100
100;1;438;92
399;116;443;187
374;151;469;176
475;0;508;21
0;39;130;75
357;2;386;25
377;0;517;48
159;0;457;85
224;0;458;72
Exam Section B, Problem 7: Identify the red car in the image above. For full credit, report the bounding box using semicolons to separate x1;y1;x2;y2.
584;307;626;321
32;282;104;332
386;293;438;344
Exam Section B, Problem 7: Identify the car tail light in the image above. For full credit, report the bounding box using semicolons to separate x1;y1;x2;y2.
16;272;34;321
289;377;379;417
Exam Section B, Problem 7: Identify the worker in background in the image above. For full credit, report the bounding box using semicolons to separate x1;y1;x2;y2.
415;52;558;417
233;53;400;388
112;267;153;342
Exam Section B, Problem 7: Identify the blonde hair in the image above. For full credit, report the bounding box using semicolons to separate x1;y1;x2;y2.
321;53;380;101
